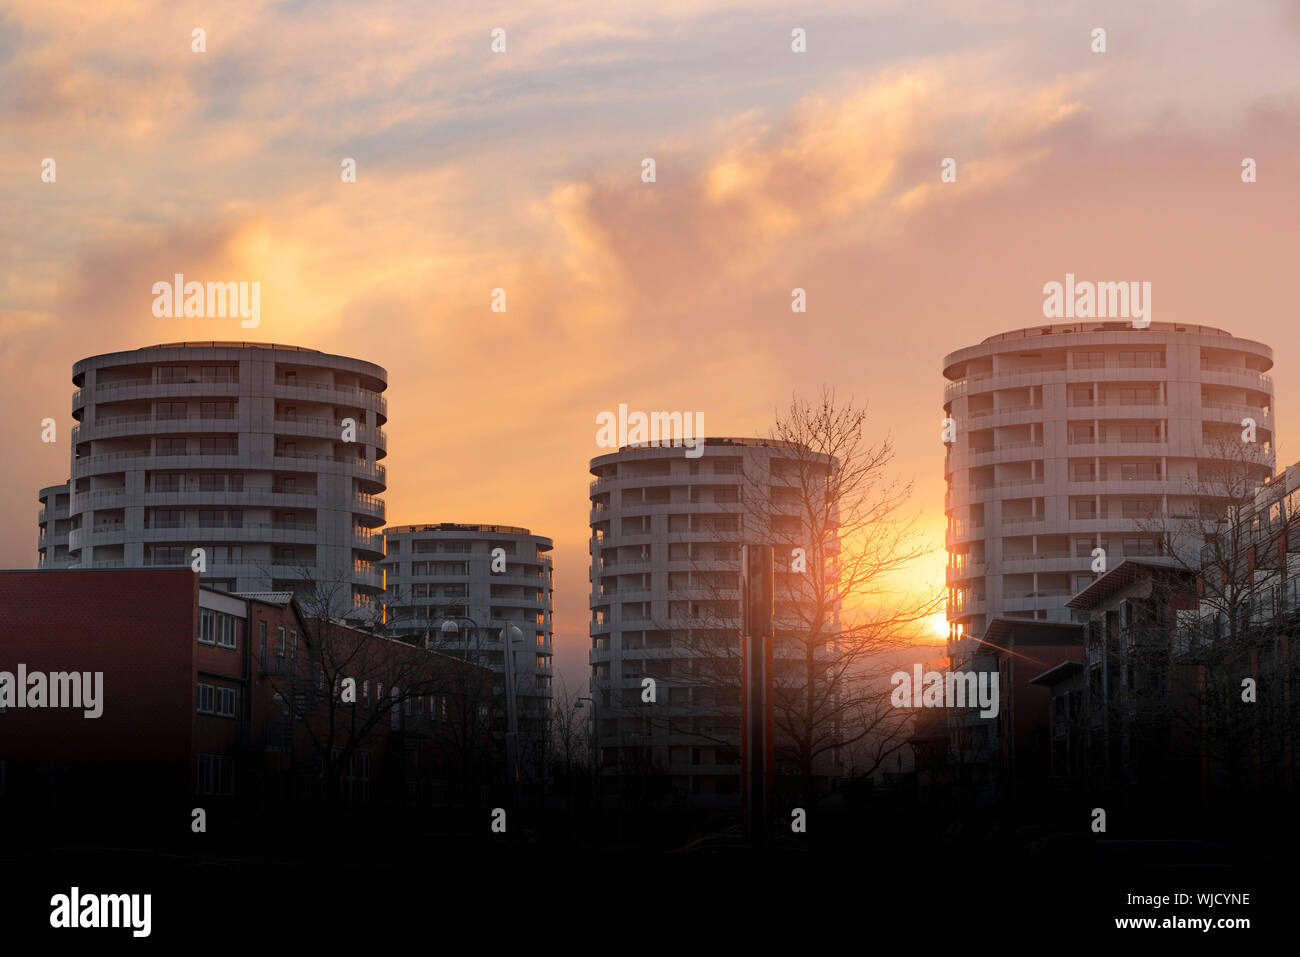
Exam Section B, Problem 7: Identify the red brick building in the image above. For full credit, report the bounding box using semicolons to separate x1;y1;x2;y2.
0;569;495;823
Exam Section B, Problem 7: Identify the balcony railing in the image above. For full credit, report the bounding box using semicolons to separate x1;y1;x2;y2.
272;378;387;415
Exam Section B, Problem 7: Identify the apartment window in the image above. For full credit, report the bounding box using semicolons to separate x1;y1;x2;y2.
1073;351;1104;370
277;626;286;656
197;683;215;714
156;437;187;455
217;614;236;649
1069;462;1096;482
258;621;267;659
200;400;234;419
150;545;185;565
289;630;297;659
198;608;217;644
1068;425;1095;444
1123;537;1161;556
1116;424;1158;443
155;401;187;420
1118;350;1164;368
157;366;187;384
1121;499;1151;519
1117;387;1157;404
199;509;221;527
195;753;235;796
152;509;183;528
1073;499;1098;520
152;474;183;492
216;687;236;717
200;436;237;455
201;366;237;383
1120;462;1157;481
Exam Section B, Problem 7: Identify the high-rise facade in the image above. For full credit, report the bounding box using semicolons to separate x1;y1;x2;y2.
940;321;1275;800
942;321;1274;648
588;437;839;806
380;523;555;745
37;483;73;568
55;341;388;611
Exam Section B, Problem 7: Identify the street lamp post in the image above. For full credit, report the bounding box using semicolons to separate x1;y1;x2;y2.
441;616;525;815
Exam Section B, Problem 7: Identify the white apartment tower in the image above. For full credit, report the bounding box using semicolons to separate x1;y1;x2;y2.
588;437;840;806
380;524;555;748
48;342;389;612
942;321;1274;651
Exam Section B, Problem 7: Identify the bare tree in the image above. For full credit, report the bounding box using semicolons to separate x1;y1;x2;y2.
654;390;942;806
258;570;493;805
1119;435;1292;796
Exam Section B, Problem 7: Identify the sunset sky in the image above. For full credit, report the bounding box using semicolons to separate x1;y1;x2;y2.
3;0;1299;691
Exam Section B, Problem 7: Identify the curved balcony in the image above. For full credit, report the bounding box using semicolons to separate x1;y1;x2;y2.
272;379;387;422
273;452;385;490
141;486;319;509
353;494;385;524
273;416;388;451
1200;403;1272;428
946;598;987;619
72;413;240;444
489;594;548;611
72;450;251;479
1064;440;1168;457
1199;365;1272;390
352;564;383;588
597;559;655;575
1064;403;1168;420
945;563;987;584
945;522;987;547
1001;591;1074;612
142;522;322;544
945;442;1043;476
70;488;128;511
76;378;242;414
352;530;384;555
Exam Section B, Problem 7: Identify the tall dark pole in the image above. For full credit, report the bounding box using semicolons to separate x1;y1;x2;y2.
741;544;775;848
